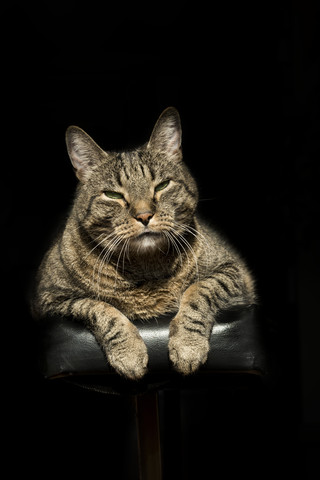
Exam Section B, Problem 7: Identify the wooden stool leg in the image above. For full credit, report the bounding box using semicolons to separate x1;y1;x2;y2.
134;391;162;480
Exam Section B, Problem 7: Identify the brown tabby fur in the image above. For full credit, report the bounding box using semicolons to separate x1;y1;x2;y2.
32;107;256;379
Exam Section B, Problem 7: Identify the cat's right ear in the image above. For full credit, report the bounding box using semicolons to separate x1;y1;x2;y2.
66;126;106;182
147;107;182;159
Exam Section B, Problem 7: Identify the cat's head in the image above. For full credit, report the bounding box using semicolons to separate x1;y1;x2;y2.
66;107;198;258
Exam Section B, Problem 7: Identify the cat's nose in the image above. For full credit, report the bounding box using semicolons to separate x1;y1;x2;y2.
135;212;154;226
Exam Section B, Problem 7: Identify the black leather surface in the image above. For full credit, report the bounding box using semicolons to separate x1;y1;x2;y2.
38;306;269;381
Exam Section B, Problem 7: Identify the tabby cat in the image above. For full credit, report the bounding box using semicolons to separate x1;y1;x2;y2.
32;107;256;380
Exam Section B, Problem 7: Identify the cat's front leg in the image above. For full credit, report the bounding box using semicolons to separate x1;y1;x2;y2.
168;262;254;375
168;283;215;375
92;305;149;380
43;297;149;380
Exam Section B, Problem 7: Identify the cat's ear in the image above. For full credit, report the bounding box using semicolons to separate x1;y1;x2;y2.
147;107;182;157
66;126;106;182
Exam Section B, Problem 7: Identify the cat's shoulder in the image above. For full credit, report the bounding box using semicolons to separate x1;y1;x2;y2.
196;216;241;261
197;216;226;243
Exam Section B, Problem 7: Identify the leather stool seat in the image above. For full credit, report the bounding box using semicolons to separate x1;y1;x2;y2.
37;305;270;478
38;305;268;383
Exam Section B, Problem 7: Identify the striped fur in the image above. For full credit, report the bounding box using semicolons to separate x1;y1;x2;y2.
32;107;256;379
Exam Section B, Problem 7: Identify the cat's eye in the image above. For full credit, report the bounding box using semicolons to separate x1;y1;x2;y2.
104;191;124;199
155;180;170;192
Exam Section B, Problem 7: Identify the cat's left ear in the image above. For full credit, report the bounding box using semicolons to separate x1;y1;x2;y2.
147;107;182;158
66;126;106;182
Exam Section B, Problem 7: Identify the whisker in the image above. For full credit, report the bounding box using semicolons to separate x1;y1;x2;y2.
93;234;123;299
161;231;185;308
123;238;131;273
113;236;129;287
171;221;212;272
68;221;114;249
172;231;200;282
163;231;183;268
85;231;117;259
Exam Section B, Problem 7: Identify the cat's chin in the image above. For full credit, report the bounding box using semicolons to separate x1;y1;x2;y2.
130;232;165;254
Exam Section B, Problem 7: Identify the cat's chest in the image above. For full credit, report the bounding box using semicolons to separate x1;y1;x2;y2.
107;276;184;319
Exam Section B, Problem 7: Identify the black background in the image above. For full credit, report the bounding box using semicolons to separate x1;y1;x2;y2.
3;1;320;477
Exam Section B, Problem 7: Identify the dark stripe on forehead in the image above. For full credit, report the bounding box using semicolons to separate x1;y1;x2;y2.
115;169;122;186
115;152;129;181
148;165;155;182
136;149;156;181
134;157;154;182
137;162;145;177
140;163;151;178
122;163;131;181
118;150;156;183
134;154;153;179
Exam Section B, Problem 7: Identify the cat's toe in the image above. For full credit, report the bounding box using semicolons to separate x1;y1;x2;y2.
125;350;149;380
168;337;209;375
107;340;149;380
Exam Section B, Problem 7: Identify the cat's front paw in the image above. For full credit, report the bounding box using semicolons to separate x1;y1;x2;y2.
101;321;149;380
168;317;210;375
107;334;149;380
108;344;149;380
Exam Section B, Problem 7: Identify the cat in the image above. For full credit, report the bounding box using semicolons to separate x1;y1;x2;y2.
32;107;256;380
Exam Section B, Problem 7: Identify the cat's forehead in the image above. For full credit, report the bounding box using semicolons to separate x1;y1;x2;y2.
104;148;165;182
